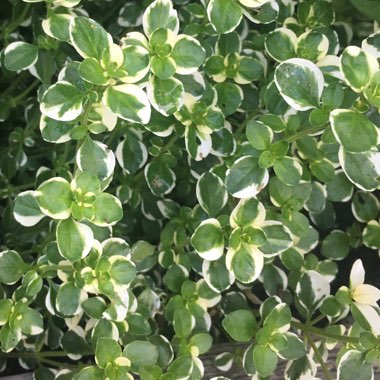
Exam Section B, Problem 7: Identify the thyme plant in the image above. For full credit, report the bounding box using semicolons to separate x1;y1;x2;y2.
0;0;380;379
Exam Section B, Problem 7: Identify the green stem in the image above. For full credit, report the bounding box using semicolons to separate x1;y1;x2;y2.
310;314;326;326
37;264;73;274
13;80;40;104
38;357;78;370
0;3;31;40
2;72;29;98
291;321;360;344
304;331;333;380
285;124;326;143
81;101;93;129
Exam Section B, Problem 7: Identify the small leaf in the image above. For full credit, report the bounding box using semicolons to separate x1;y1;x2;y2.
109;256;136;285
196;172;228;216
95;337;121;369
171;35;206;75
40;81;84;121
56;281;85;316
144;158;176;196
124;341;158;371
143;0;179;37
340;46;379;92
103;84;151;124
253;345;278;377
77;138;115;181
337;350;373;380
4;41;38;71
225;156;269;198
274;157;303;186
56;218;94;261
79;58;108;85
226;243;264;283
36;177;73;219
116;134;148;175
191;219;224;261
75;366;104;380
222;310;256;342
207;0;242;34
13;191;45;227
0;250;26;285
265;28;297;62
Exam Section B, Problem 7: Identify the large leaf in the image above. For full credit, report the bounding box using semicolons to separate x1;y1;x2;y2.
4;41;38;71
222;310;256;341
330;109;379;153
69;16;110;60
0;250;26;285
275;58;324;110
13;191;45;227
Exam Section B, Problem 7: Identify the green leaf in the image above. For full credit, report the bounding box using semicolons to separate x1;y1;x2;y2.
253;345;278;377
222;310;256;342
69;16;110;60
321;230;349;260
40;81;84;121
226;243;264;283
147;76;184;116
75;366;104;380
103;84;151;124
263;303;291;331
13;190;45;227
17;308;44;335
144;158;176;196
56;218;94;261
274;157;302;186
120;45;150;84
296;270;330;314
79;58;108;85
42;12;71;42
109;256;136;285
246;121;274;150
215;82;243;115
191;219;224;261
173;307;195;339
203;257;235;293
143;0;179;37
207;0;242;34
296;30;329;62
77;138;115;181
171;35;206;74
116;134;148;175
196;172;228;216
56;282;85;316
81;297;107;319
123;341;158;371
225;156;269;198
339;149;380;191
95;337;121;369
340;46;379;92
230;197;266;228
0;300;12;325
265;28;297;62
337;350;373;380
275;58;324;110
36;177;73;219
167;355;193;379
0;324;21;353
4;41;38;71
151;56;176;80
278;333;306;360
310;159;335;182
39;115;74;143
189;333;213;355
363;220;380;249
0;250;25;285
259;222;293;257
330;110;379;153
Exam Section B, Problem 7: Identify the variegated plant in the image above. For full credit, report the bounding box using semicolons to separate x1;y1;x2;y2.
0;0;380;379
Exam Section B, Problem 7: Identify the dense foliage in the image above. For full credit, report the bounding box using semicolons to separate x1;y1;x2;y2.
0;0;380;379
